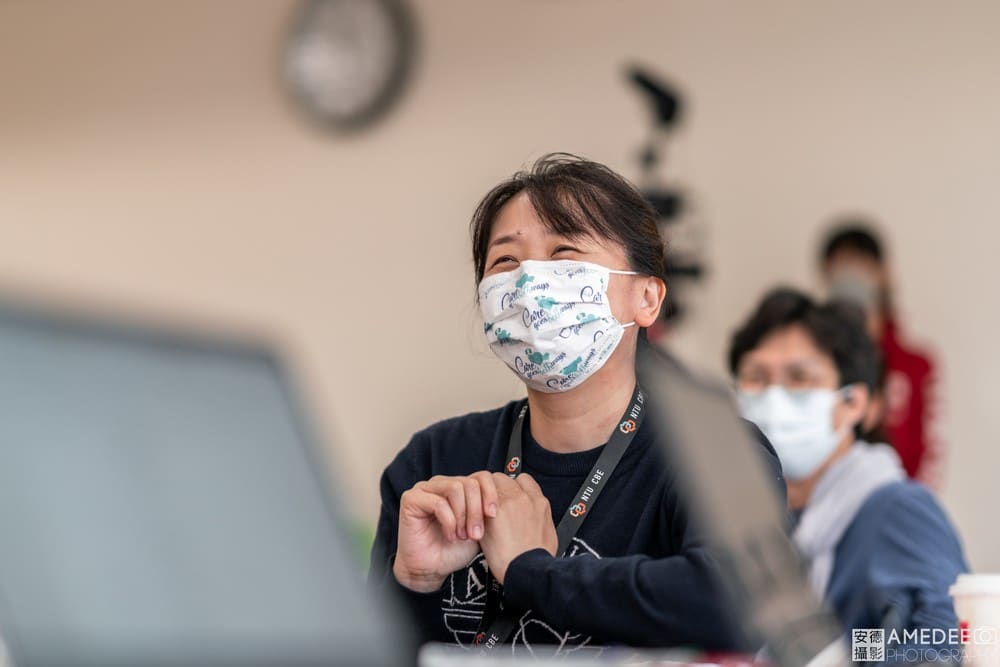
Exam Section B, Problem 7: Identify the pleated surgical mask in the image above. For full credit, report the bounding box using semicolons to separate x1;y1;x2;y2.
737;385;854;480
478;259;636;393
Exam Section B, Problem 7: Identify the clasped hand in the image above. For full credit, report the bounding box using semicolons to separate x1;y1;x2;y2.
393;472;557;592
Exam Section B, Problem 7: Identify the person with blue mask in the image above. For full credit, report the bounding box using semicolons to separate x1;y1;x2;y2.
729;288;968;661
369;154;785;655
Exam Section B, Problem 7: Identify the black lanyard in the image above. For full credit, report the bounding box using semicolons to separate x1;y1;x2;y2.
473;384;646;651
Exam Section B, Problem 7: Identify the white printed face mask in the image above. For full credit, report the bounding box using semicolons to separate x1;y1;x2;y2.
478;259;637;393
737;385;853;480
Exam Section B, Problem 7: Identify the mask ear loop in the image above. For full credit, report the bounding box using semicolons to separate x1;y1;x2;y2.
835;383;864;444
838;383;861;402
605;270;643;329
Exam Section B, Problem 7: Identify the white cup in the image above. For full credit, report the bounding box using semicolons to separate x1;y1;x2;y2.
951;574;1000;667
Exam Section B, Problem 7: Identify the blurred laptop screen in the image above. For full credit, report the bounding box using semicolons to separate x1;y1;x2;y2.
0;305;398;667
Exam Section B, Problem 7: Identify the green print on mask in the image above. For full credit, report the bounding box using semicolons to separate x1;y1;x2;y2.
516;274;535;288
576;313;598;325
525;348;549;365
561;357;583;375
495;328;511;342
535;296;558;310
484;322;494;334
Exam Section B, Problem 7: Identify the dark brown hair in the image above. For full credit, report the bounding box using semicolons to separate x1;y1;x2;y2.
728;287;880;393
820;222;885;265
469;153;665;285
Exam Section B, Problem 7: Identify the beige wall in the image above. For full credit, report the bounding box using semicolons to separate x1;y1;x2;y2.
1;0;998;570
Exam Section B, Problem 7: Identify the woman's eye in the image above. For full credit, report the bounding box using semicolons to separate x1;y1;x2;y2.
490;256;517;269
787;372;815;388
552;245;580;255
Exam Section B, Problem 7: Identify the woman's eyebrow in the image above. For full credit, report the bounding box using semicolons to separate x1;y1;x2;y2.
785;359;825;374
487;234;520;250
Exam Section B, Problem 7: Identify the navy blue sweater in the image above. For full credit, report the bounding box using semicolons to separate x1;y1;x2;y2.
369;398;785;652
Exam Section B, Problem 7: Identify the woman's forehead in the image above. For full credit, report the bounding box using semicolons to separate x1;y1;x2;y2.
490;194;551;237
488;194;604;248
745;326;835;368
488;221;599;248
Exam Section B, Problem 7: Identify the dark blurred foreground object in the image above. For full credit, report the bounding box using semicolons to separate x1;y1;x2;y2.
820;221;942;486
0;299;412;667
282;0;416;132
626;64;706;325
635;344;849;667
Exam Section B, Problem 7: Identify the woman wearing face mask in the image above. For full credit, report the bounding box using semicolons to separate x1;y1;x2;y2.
730;288;966;653
369;155;784;654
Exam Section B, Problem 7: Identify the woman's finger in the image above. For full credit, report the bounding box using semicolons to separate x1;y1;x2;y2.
515;472;545;497
424;476;470;539
403;488;459;541
471;470;500;518
463;478;484;540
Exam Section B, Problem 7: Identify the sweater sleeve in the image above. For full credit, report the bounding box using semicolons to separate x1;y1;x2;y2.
367;434;449;644
866;485;968;656
503;545;740;649
502;421;784;650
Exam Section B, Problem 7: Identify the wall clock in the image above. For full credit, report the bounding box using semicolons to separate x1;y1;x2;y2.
282;0;415;132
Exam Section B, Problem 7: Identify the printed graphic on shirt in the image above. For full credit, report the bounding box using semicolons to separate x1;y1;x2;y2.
440;537;604;655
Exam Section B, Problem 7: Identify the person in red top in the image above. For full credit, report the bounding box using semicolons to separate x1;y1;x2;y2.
818;222;942;487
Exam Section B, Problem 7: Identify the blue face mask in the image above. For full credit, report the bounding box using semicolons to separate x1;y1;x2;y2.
737;385;853;480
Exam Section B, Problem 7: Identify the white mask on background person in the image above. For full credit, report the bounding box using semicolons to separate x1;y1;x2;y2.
737;385;854;480
478;259;637;393
829;268;880;313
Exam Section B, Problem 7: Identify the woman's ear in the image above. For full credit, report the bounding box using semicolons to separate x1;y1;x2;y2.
634;276;667;328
